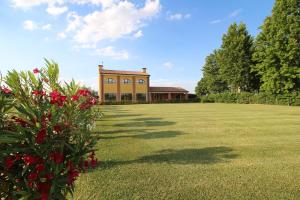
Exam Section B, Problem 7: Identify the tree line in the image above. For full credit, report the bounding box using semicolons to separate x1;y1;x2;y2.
196;0;300;96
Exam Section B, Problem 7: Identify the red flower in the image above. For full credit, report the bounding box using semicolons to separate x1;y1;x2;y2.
44;173;54;181
40;192;49;200
38;182;51;192
60;95;67;102
49;152;64;164
66;160;74;170
90;98;97;105
35;163;45;172
32;90;40;95
71;95;79;101
1;87;12;94
23;155;38;165
77;89;91;97
84;160;89;169
41;90;46;96
27;181;34;188
28;172;38;180
33;68;40;74
5;156;14;169
15;153;22;161
53;125;62;133
67;168;79;185
90;159;98;168
12;116;29;127
50;90;61;102
36;129;47;144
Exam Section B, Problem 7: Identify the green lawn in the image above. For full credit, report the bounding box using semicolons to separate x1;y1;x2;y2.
73;103;300;200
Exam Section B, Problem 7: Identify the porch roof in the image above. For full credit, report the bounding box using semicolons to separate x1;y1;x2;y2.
149;87;188;93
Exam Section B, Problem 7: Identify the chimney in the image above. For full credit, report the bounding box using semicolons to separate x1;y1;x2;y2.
142;67;147;73
98;64;103;72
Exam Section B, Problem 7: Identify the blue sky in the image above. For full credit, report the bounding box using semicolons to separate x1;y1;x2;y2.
0;0;275;93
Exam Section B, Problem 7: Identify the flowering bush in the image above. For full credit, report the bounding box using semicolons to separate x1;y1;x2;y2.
0;60;99;199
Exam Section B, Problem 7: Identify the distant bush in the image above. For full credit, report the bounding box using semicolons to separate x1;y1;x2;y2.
200;92;300;106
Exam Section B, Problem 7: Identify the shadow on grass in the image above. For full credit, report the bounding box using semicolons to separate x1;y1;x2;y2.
93;129;152;135
100;146;238;169
115;120;176;127
96;130;184;140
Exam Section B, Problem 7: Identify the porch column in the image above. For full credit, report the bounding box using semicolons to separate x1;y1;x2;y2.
168;93;171;100
132;77;136;102
117;76;121;102
185;93;188;100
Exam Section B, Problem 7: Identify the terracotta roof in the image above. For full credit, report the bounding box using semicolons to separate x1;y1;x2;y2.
100;69;149;76
149;87;188;93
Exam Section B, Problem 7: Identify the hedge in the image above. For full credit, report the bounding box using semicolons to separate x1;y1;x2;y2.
199;92;300;106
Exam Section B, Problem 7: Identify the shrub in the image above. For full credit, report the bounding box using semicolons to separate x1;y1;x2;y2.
0;60;99;200
200;92;300;106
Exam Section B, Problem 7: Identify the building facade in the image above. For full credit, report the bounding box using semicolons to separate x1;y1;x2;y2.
98;65;188;103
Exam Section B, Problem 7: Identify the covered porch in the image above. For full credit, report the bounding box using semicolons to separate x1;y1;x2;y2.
149;87;188;102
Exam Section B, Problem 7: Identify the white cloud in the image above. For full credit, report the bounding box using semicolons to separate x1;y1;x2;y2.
11;0;63;9
133;30;143;38
95;46;129;60
23;20;52;31
210;8;242;25
41;23;52;30
229;9;242;18
163;61;173;69
70;0;160;47
46;4;68;15
168;13;191;21
23;20;38;30
210;19;222;24
57;11;82;39
71;0;117;8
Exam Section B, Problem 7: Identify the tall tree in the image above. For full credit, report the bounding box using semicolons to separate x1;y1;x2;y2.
195;50;228;96
253;0;300;94
219;22;257;92
203;50;228;93
195;78;209;96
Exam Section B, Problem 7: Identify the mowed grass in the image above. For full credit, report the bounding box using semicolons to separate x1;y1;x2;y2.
72;103;300;200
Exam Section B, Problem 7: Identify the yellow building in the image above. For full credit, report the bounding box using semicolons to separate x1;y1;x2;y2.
98;65;188;103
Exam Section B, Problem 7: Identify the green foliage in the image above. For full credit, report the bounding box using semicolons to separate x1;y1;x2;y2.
200;92;300;106
219;22;258;92
196;50;228;96
0;60;99;199
253;0;300;93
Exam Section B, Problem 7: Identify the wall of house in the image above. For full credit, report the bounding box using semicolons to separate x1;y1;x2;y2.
135;76;148;94
99;73;149;102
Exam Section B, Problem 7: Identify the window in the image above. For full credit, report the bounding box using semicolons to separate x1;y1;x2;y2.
106;78;115;84
136;93;146;102
138;79;145;84
121;93;132;101
123;79;131;84
105;93;116;101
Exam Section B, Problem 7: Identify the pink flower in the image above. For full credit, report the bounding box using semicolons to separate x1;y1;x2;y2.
33;68;40;74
